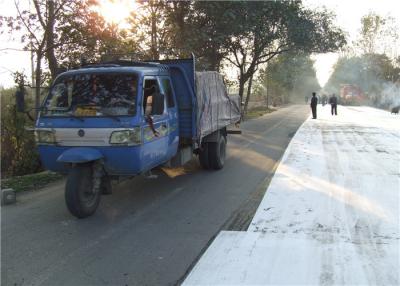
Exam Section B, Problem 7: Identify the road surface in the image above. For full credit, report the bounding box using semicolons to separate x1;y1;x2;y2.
2;104;310;286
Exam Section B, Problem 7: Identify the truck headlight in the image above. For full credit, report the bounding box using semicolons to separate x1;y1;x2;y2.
109;128;141;145
35;130;56;144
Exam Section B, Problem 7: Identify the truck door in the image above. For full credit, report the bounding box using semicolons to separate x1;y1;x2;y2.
142;77;169;169
159;76;179;159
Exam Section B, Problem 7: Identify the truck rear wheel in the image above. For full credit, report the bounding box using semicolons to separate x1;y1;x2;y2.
199;142;210;170
208;135;226;170
65;164;100;218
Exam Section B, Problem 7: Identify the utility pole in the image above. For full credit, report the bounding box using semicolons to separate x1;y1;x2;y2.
31;44;35;97
266;64;269;109
28;0;36;112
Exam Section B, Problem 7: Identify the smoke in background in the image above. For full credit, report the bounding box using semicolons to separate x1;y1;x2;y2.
379;81;400;108
324;54;400;108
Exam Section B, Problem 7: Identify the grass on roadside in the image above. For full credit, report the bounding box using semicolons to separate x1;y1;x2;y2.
1;171;64;192
245;106;276;119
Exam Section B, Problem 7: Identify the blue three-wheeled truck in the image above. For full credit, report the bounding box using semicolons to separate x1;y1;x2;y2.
31;56;241;218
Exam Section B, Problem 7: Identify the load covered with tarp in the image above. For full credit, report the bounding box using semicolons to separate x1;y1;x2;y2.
195;71;241;141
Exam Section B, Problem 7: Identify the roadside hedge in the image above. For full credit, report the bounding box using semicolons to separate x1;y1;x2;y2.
1;88;42;178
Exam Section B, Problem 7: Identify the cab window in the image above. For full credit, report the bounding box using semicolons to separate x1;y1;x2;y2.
143;79;164;116
160;78;175;108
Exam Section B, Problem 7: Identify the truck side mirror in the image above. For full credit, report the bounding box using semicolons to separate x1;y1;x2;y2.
15;89;25;112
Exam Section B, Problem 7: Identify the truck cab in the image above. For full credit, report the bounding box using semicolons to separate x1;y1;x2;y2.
37;65;179;175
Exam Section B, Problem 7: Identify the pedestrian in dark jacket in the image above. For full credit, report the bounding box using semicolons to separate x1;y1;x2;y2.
310;92;318;119
329;94;338;115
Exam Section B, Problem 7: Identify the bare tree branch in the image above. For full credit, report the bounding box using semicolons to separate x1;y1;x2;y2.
14;0;41;45
32;0;46;29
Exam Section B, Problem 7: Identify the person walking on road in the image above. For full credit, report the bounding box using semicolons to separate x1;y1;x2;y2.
329;94;338;116
310;92;318;119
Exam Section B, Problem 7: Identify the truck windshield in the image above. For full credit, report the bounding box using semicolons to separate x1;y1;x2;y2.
43;73;138;117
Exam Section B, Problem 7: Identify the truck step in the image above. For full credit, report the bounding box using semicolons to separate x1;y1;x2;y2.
227;129;242;135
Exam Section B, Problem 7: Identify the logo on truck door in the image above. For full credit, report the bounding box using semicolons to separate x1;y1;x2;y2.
78;129;85;137
143;124;168;142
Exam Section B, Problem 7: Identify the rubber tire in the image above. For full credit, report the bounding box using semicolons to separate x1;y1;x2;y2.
199;142;211;170
208;135;226;170
100;176;112;195
65;164;101;218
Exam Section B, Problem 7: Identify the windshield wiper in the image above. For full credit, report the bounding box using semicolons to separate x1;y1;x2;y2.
99;110;121;122
69;112;85;122
66;111;85;122
43;107;85;122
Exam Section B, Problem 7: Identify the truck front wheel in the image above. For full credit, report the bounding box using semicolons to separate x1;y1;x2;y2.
208;135;226;170
65;164;101;218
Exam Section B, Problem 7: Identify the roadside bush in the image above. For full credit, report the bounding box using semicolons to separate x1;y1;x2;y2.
1;88;42;178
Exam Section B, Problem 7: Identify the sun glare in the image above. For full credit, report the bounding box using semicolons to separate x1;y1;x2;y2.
97;0;137;27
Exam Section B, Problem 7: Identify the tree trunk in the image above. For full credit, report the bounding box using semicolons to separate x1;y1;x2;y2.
35;52;42;119
238;76;245;103
150;5;159;60
208;49;222;71
46;0;58;78
172;1;188;57
243;74;254;115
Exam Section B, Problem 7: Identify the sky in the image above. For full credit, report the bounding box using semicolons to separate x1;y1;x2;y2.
305;0;400;87
0;0;399;89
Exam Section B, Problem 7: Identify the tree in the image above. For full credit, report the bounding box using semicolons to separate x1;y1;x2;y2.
124;1;345;114
126;0;172;60
1;0;51;114
126;1;202;61
183;1;238;70
186;1;345;113
355;13;399;57
164;1;192;58
1;83;42;177
255;53;320;106
1;0;124;116
125;1;231;67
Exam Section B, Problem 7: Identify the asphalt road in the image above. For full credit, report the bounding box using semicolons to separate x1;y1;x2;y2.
2;104;310;286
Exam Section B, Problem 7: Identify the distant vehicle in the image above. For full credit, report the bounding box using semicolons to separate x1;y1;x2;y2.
19;55;241;218
340;84;365;105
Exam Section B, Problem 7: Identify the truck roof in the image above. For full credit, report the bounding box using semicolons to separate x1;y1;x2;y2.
60;63;170;77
